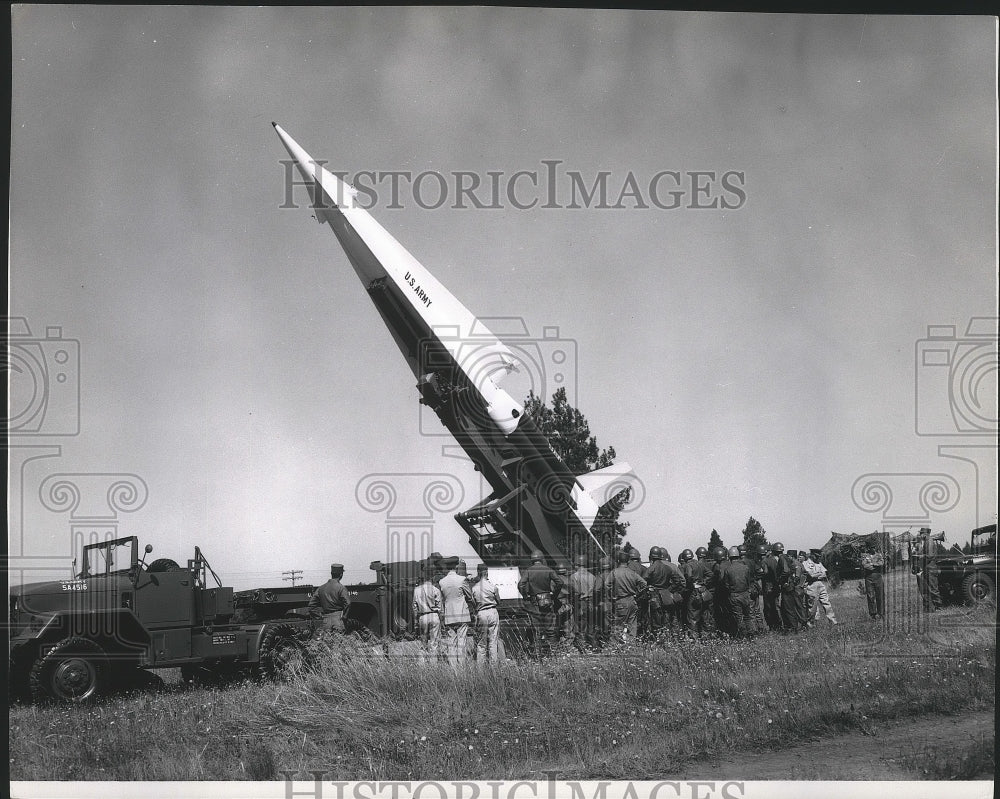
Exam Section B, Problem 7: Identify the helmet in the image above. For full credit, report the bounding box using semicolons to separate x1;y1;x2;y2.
771;542;785;554
663;550;672;562
530;549;544;562
695;546;708;559
599;556;613;570
649;546;662;560
728;546;741;560
680;548;694;563
617;551;630;564
712;546;727;562
629;550;641;561
738;545;747;555
757;543;769;557
573;554;587;567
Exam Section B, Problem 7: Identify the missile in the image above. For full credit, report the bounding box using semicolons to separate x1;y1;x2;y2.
273;123;633;560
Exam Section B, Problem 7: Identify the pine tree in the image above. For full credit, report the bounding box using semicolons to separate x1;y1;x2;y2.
707;529;724;553
525;387;628;558
740;516;770;558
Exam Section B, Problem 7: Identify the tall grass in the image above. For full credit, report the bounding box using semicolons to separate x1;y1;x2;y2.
9;573;996;780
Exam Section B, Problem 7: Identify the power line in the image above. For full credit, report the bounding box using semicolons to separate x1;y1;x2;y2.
282;569;303;586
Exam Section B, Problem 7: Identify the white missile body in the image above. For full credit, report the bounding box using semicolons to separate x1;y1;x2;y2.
274;123;523;436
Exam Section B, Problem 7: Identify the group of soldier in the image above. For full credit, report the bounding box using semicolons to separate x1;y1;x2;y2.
403;542;843;663
518;543;840;657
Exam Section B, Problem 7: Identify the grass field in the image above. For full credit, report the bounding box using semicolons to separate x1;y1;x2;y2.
8;570;995;781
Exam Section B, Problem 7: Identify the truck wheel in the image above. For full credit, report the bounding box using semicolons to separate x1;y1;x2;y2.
30;637;107;704
259;624;308;681
962;573;995;604
147;558;182;573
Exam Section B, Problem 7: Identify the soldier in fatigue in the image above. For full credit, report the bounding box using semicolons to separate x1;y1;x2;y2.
518;550;564;659
470;564;502;663
566;554;598;651
412;564;443;663
593;555;614;649
307;563;351;633
724;546;755;638
606;551;648;643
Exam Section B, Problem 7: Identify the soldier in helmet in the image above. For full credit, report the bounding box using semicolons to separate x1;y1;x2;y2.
724;546;755;638
518;550;563;659
566;554;598;651
762;543;784;631
646;546;686;640
748;543;769;634
593;555;614;649
308;563;352;633
606;551;648;643
708;546;734;636
677;549;700;636
626;548;649;639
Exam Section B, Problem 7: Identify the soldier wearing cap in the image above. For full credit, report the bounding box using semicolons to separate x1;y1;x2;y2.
566;554;598;651
412;562;443;662
518;549;564;659
470;563;502;663
308;563;351;633
439;557;474;665
606;551;648;643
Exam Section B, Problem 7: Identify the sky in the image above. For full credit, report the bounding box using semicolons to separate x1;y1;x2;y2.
8;7;998;591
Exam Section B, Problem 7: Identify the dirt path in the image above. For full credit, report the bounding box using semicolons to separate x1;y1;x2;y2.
680;711;994;780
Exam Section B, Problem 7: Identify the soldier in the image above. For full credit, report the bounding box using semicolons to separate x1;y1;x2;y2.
554;564;574;645
913;530;942;613
307;563;351;633
862;544;888;620
747;544;768;634
803;551;837;625
694;546;716;635
439;557;474;665
777;546;806;632
646;546;686;640
724;546;755;638
709;546;733;636
762;543;784;631
518;549;564;659
412;563;443;663
470;564;502;663
606;551;648;643
594;555;614;649
627;549;649;639
678;548;704;637
567;554;598;651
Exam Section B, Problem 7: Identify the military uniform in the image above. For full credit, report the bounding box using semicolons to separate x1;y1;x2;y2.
566;564;598;650
518;559;564;658
605;562;647;643
440;567;474;665
681;558;710;635
307;566;351;633
746;555;767;634
470;570;502;663
645;558;685;638
412;577;443;662
912;536;942;612
593;562;613;648
863;550;887;619
778;555;806;632
722;558;754;638
803;556;837;623
762;553;783;631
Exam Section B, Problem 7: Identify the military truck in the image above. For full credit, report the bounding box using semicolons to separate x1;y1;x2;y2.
8;537;534;703
936;524;997;606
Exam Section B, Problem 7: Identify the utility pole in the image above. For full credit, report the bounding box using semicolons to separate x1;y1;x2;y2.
282;569;303;586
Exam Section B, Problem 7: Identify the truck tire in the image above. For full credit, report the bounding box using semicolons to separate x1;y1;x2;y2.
962;572;995;604
259;623;308;681
29;637;108;704
147;558;182;573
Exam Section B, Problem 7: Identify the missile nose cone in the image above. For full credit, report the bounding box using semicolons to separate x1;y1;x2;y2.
271;121;277;128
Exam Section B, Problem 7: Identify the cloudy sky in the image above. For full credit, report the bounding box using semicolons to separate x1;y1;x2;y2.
9;7;997;589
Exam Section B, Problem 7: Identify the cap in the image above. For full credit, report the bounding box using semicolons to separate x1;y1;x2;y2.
456;560;468;575
330;563;345;571
573;554;587;567
477;563;489;575
441;555;460;570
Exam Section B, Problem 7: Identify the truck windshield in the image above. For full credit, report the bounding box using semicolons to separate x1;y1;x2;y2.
84;539;135;576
